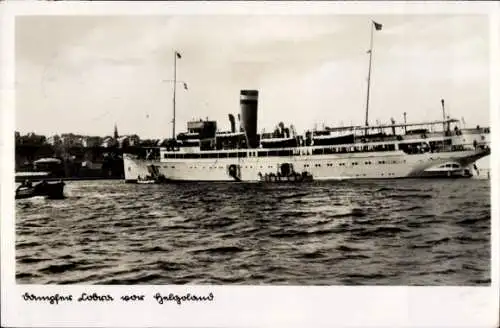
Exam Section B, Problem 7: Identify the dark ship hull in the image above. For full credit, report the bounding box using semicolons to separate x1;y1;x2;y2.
16;181;65;200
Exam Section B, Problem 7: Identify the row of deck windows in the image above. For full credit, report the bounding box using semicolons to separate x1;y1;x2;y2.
168;165;397;177
187;165;277;170
163;144;398;159
177;160;408;170
304;160;406;168
350;173;396;177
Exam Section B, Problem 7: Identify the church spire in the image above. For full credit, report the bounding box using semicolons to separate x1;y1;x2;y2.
114;123;119;139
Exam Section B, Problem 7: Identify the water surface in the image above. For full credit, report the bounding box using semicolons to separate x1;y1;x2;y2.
16;179;490;285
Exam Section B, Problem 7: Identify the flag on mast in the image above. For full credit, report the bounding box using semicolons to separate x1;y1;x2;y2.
373;21;383;31
175;51;182;59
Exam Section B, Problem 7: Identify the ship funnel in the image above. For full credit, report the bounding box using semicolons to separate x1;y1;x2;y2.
240;90;259;148
228;114;236;133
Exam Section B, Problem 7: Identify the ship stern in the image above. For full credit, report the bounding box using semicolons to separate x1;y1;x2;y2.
123;154;152;183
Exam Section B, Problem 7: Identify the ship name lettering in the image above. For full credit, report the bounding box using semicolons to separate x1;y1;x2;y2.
77;292;114;302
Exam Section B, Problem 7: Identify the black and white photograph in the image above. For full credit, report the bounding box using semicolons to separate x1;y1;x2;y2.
1;1;498;327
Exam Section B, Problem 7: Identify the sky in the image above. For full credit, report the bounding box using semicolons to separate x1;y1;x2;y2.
15;14;491;139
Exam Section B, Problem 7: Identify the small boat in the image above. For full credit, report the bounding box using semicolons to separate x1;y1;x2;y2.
16;180;65;200
136;173;168;184
421;162;473;178
258;163;314;183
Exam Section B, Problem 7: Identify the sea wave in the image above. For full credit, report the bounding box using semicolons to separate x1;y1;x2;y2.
16;179;490;285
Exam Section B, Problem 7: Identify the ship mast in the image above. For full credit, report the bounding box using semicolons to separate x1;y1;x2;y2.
172;51;179;140
364;20;382;134
441;98;446;131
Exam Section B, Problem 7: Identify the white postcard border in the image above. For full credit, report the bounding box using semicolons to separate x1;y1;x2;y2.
1;1;499;327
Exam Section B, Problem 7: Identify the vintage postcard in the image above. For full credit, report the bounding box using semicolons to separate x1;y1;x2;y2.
1;1;498;327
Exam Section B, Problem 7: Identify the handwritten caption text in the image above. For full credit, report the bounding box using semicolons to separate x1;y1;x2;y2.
22;292;214;306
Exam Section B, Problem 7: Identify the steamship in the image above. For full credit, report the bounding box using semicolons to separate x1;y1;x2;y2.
123;22;490;182
124;89;490;182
